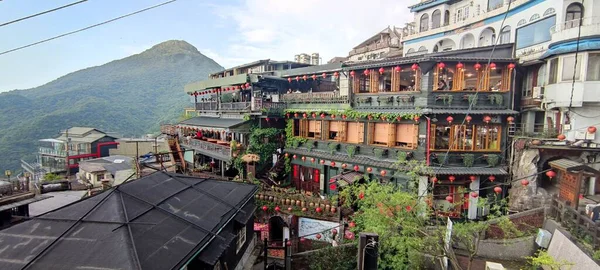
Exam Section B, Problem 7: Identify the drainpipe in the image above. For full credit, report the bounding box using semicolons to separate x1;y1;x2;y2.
424;116;431;166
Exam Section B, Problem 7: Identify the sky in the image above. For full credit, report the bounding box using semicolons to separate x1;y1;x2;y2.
0;0;413;92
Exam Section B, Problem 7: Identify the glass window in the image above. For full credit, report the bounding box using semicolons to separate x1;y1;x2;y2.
420;14;429;32
586;53;600;81
475;126;501;151
561;55;582;81
236;226;246;253
434;66;454;91
431;124;501;151
432;10;441;29
530;14;540;22
463;64;478;90
516;16;556;49
565;3;583;29
499;26;511;44
488;0;503;11
548;58;558;84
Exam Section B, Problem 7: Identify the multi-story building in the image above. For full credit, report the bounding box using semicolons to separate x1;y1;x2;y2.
347;25;404;62
21;127;119;181
209;59;310;79
294;53;320;65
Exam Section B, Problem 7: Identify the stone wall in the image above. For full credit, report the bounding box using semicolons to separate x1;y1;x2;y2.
546;228;600;269
508;139;552;211
486;207;545;239
476;236;537;260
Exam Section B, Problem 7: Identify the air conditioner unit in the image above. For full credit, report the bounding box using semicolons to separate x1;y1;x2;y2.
532;86;544;99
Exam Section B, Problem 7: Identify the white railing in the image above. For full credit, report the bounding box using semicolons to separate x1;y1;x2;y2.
551;17;600;33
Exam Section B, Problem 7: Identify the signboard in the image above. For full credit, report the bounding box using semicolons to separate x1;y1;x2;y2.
298;217;340;243
558;171;580;207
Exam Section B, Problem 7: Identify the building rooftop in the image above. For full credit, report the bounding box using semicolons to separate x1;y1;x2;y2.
0;171;258;270
78;155;133;174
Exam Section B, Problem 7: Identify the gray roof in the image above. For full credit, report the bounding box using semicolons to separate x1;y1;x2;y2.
0;172;258;270
425;109;518;115
28;191;87;216
78;155;133;174
277;62;343;77
432;167;509;176
549;159;600;175
179;117;248;129
0;195;51;212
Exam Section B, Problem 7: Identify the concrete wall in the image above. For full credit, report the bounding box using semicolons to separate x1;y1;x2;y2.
476;236;536;260
545;227;600;269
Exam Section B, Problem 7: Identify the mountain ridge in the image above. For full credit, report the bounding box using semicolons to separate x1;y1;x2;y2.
0;40;224;171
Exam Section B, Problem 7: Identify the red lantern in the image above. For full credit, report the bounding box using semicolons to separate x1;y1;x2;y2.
245;82;250;88
294;113;299;118
284;153;289;158
521;179;529;186
286;240;292;246
295;76;300;81
557;134;566;141
262;205;268;211
288;78;292;83
331;207;336;213
394;66;401;72
359;192;365;200
446;195;453;203
316;207;322;213
303;113;307;118
367;114;373;120
319;159;325;165
588;126;597;133
456;62;464;69
489;175;496;182
301;156;306;161
366;167;372;173
300;237;306;242
414;116;420;122
342;115;347;119
465;115;472;123
378;67;385;74
579;194;584;199
316;234;322;240
494;186;502;194
349;221;356;228
508;63;516;70
312;113;317;118
292;154;297;159
275;206;281;212
330;161;336;166
331;114;336;119
332;228;338;234
363;69;370;76
380;170;387;176
438;62;446;69
470;192;478;198
322;72;327;78
236;85;240;90
447;116;454;123
484;115;492;123
405;205;412;212
334;71;340;78
546;170;556;179
411;63;419;71
490;63;497;69
350;71;355;77
354;165;359;171
474;63;482;70
303;75;308;81
469;175;477;182
320;113;325;119
449;176;455;182
311;74;317;80
341;163;347;169
302;207;307;212
329;183;337;190
507;116;515;123
431;177;438;184
311;158;315;163
345;231;355;240
265;117;270;122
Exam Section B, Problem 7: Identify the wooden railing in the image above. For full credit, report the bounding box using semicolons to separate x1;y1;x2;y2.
547;198;600;250
180;138;232;161
161;124;177;135
282;92;348;104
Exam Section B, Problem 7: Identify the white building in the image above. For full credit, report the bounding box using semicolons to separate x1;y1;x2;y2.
347;25;404;62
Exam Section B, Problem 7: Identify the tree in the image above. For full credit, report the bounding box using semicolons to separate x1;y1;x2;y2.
525;250;574;270
43;173;62;182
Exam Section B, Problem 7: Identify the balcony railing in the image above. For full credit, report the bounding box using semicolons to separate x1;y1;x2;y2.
221;102;251;111
551;17;600;33
194;101;285;112
510;123;560;138
180;138;232;161
195;102;219;111
161;124;177;135
0;179;31;199
39;147;66;157
282;92;348;104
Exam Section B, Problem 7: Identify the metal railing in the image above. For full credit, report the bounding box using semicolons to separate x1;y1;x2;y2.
38;147;66;157
257;101;286;111
195;102;219;111
221;102;251;111
510;123;560;138
282;92;348;104
348;42;398;56
180;138;231;160
0;179;31;198
551;16;600;33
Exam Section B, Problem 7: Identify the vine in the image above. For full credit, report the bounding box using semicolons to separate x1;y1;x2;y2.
285;119;307;148
373;148;385;159
327;142;339;154
284;156;291;175
283;108;422;122
346;145;357;158
247;126;282;173
243;113;251;121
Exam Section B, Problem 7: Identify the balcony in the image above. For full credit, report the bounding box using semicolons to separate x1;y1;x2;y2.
282;92;349;104
39;147;66;157
510;123;560;139
550;17;600;42
180;138;232;162
353;92;422;110
520;97;542;110
429;91;509;109
194;101;285;113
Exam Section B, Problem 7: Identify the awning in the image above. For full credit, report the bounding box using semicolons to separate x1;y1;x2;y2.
542;38;600;59
198;232;236;266
425;109;518;115
178;117;249;131
185;74;259;93
432;167;508;176
549;159;600;175
234;204;256;224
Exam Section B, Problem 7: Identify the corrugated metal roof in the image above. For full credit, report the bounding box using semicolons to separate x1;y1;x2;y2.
549;159;600;174
179;117;248;129
432;167;509;175
277;62;343;77
285;148;397;169
184;74;257;93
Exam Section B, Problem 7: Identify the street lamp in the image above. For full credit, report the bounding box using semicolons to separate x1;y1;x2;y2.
4;170;12;182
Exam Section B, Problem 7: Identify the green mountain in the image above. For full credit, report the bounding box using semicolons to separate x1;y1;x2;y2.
0;40;223;171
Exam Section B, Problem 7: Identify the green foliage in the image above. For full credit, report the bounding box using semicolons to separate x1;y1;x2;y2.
374;148;385;158
495;216;523;239
593;249;600;261
466;94;477;106
247;127;282;172
525;250;574;270
307;245;357;270
488;94;504;105
243;114;251;121
178;112;194;122
397;151;408;162
283;108;421;122
462;154;475;167
43;173;62;182
220;93;233;103
487;154;500;167
0;40;224;171
305;141;315;152
284;120;307;148
346;145;356;158
436;94;453;105
327;142;339;154
284;156;291;176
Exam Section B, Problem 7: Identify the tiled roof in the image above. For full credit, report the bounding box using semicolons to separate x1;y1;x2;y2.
431;167;508;175
286;148;397;169
549;159;600;174
179;117;248;129
425;109;518;115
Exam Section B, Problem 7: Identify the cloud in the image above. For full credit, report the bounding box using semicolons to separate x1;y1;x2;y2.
208;0;413;67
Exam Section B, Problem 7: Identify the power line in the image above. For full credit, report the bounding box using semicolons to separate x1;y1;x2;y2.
0;0;177;56
0;0;89;28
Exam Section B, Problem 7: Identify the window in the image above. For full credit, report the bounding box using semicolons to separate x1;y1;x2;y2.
530;14;540;22
328;121;346;141
346;122;364;143
456;6;470;23
499;26;511;44
515;16;556;49
488;0;503;11
307;120;322;139
432;10;441;29
548;58;558;84
517;19;527;26
561;55;582;81
367;123;418;148
475;126;501;150
236;226;246;253
444;10;450;26
420;14;429;32
565;3;583;29
587;53;600;81
430;124;502;151
543;8;555;16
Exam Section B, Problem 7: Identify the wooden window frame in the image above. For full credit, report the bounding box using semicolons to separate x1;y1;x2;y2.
433;65;512;92
429;124;502;152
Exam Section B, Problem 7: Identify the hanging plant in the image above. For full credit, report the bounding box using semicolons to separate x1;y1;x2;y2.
346;145;357;158
487;154;500;167
488;94;504;106
328;142;340;154
373;148;386;159
462;153;475;167
306;141;315;152
435;94;453;105
377;96;393;104
397;151;408;162
464;94;478;106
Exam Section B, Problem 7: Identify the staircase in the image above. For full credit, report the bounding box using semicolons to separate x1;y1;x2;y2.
263;154;286;186
168;138;186;172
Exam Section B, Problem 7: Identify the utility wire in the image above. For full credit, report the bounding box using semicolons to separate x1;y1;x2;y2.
0;0;177;56
0;0;89;28
566;0;585;118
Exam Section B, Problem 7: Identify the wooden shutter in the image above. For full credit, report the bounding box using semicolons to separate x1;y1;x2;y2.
315;121;322;139
433;67;439;91
430;124;437;150
501;68;512;91
322;120;329;140
352;76;360;93
414;70;421;92
358;122;365;143
391;69;399;92
452;68;464;91
387;123;396;147
300;119;309;137
292;119;297;137
370;71;379;93
339;121;347;142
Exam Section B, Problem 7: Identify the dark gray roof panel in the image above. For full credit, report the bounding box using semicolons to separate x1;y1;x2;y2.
179;117;248;129
432;167;508;175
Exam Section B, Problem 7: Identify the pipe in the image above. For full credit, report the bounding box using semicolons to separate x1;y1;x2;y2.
425;116;431;166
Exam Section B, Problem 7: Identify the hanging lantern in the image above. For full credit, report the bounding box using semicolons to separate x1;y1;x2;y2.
349;221;356;228
494;186;502;194
447;116;454;123
288;78;292;83
294;113;299;118
310;158;315;163
449;176;455;182
521;179;529;186
334;71;340;78
322;72;327;78
330;161;336;166
484;115;492;123
469;175;477;182
302;75;307;81
275;206;281;212
350;71;355;77
300;237;306;242
546;170;556;179
265;117;270;122
236;85;241;90
303;113;307;118
414;116;420;122
366;167;372;173
380;170;387;176
332;228;338;235
411;63;419;71
465;115;472;123
316;233;322;240
588;126;597;133
490;63;497;70
320;113;325;119
316;207;322;213
342;163;347;169
245;83;250;88
363;69;370;76
331;114;336;119
579;194;584;199
354;165;359;171
286;113;290;118
284;153;289;158
288;207;293;212
330;183;337;190
474;63;482;70
445;195;453;203
557;134;566;141
405;205;412;212
394;66;401;72
471;192;478;198
311;74;317;80
489;175;496;182
319;159;325;165
311;113;316;118
342;115;347;119
456;62;464;69
378;67;385;74
507;116;515;123
345;231;355;240
295;76;300;81
301;156;306;161
262;205;268;211
437;62;446;69
431;177;438;184
508;63;516;70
